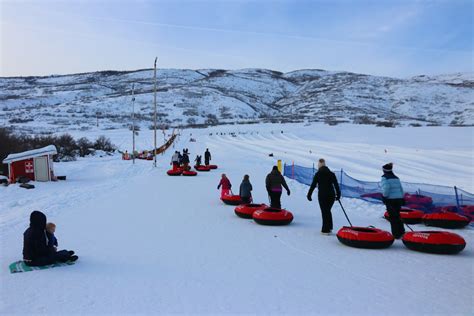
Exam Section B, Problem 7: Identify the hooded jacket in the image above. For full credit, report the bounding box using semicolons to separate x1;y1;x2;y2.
381;171;404;200
265;169;289;193
23;211;51;260
308;166;341;199
239;179;253;198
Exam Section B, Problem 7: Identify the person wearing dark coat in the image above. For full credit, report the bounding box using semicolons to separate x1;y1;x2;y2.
381;163;406;239
204;149;211;165
182;153;190;170
307;159;341;234
194;155;202;166
265;166;290;209
239;175;253;204
23;211;77;266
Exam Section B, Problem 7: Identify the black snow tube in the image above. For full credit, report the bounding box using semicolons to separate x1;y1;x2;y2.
252;207;293;226
384;208;424;224
422;212;470;229
167;169;182;176
337;226;394;249
221;195;243;206
402;231;466;254
195;165;211;172
182;170;197;176
234;203;267;219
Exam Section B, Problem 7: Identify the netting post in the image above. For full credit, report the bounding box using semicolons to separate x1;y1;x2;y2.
292;161;294;179
340;169;344;197
454;186;460;211
312;163;315;176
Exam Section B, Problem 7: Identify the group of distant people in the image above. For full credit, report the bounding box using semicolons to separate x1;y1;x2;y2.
171;148;212;171
217;159;405;238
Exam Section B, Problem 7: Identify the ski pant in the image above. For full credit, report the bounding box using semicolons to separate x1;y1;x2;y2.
385;199;405;239
318;196;335;233
26;250;73;267
241;196;252;204
268;190;282;209
205;158;210;165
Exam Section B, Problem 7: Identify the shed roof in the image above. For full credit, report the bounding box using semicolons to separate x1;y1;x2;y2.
3;145;57;164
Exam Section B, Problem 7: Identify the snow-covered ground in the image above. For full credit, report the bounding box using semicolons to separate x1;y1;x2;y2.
1;123;473;315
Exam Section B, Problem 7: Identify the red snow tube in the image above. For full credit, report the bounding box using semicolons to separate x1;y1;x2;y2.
167;169;182;176
422;212;470;229
195;165;210;172
337;226;394;249
360;192;383;200
208;164;218;169
402;231;466;254
182;170;197;176
404;193;433;206
234;203;267;219
252;207;293;226
384;208;424;224
221;195;243;206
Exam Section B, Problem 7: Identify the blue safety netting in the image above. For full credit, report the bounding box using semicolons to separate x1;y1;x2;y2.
283;164;474;216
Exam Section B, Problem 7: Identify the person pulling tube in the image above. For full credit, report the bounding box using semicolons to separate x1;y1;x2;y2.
265;166;290;209
307;159;341;235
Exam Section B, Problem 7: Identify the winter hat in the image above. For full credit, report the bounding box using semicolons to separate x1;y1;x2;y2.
272;166;279;172
383;163;393;172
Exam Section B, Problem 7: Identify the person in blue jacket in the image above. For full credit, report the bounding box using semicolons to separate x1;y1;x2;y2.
381;163;405;239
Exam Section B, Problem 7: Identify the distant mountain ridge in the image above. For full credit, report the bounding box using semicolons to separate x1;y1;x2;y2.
0;68;472;133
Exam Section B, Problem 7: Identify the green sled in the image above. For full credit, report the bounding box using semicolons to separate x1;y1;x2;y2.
9;260;76;273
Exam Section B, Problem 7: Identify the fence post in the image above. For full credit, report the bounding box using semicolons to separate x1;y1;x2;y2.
312;163;315;176
454;186;460;211
292;161;294;180
340;169;344;197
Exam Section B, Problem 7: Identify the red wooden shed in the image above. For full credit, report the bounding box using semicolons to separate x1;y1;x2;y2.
2;145;57;183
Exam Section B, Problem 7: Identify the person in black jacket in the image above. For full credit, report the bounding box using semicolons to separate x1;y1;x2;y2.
307;159;341;234
23;211;77;266
239;174;253;204
204;149;211;166
265;166;290;209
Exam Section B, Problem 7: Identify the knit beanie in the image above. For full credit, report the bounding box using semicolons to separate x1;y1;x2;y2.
382;163;393;172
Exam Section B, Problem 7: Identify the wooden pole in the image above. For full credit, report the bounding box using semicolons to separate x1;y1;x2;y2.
131;84;136;164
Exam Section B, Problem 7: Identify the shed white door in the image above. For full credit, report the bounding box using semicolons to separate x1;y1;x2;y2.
34;157;49;181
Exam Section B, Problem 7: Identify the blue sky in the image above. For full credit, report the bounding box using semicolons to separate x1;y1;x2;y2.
0;0;472;77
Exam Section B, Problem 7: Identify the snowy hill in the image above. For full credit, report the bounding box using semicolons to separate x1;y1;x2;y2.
0;69;473;133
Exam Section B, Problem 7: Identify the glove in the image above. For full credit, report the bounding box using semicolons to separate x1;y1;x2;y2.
307;194;312;201
217;186;220;190
287;189;291;196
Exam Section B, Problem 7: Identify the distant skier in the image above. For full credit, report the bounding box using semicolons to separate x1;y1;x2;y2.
204;149;211;166
194;155;202;166
265;166;290;209
23;211;77;266
171;151;180;169
217;174;232;198
381;163;405;239
307;159;341;235
239;175;253;204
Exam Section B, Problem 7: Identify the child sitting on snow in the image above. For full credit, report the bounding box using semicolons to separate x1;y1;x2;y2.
45;222;58;251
